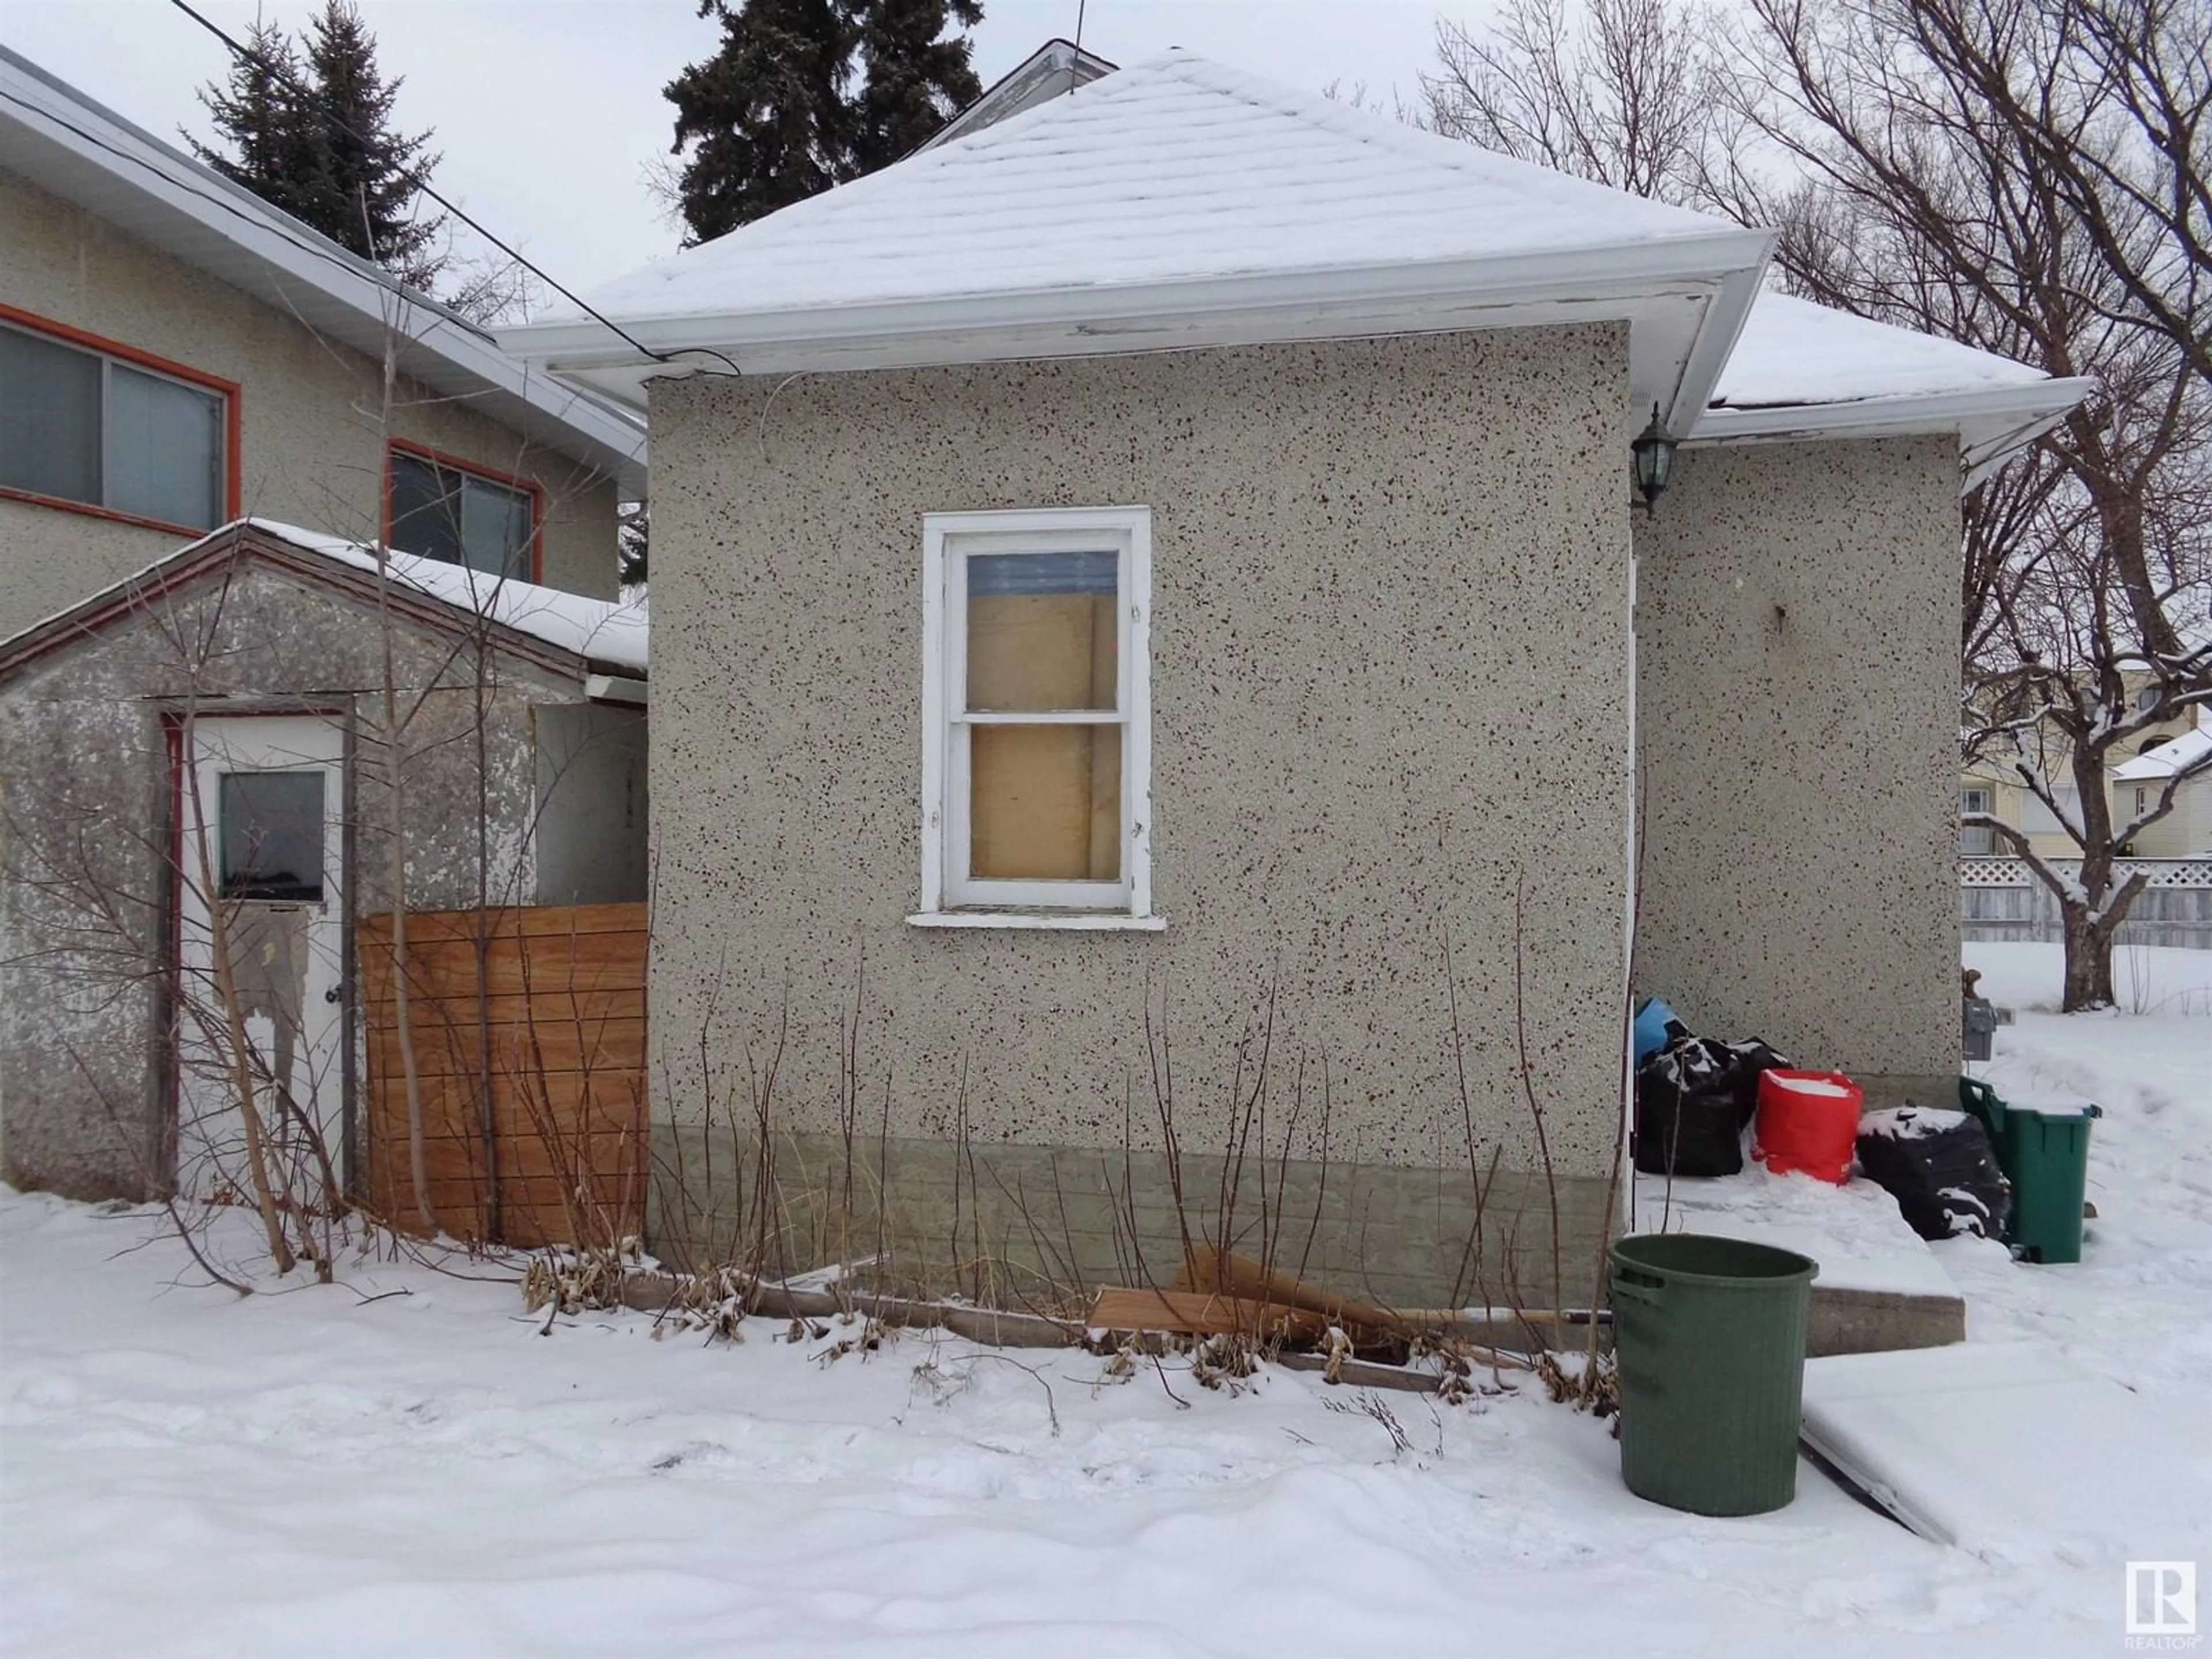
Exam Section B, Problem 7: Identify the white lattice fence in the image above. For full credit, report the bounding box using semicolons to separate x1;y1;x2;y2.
1960;859;2212;946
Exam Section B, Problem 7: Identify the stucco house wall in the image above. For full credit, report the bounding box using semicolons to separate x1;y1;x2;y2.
645;324;1634;1307
0;172;619;636
1633;437;1961;1099
0;558;605;1201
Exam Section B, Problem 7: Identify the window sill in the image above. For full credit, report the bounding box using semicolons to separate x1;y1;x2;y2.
0;486;219;540
907;911;1167;932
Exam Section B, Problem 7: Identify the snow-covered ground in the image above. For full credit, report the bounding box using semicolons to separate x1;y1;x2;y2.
1956;942;2212;1416
1968;939;2212;1017
3;943;2205;1658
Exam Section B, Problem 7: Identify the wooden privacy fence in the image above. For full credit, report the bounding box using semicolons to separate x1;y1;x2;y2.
357;903;647;1248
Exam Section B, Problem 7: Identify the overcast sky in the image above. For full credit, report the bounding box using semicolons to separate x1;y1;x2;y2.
5;1;1467;301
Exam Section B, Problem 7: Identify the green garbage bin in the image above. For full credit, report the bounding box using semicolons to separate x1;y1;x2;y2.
1958;1077;2100;1263
1610;1233;1819;1517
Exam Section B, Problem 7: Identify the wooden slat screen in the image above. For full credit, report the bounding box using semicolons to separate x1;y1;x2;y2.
357;903;647;1248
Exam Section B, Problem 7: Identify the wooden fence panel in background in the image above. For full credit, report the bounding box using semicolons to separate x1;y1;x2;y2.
357;903;647;1248
1960;858;2212;949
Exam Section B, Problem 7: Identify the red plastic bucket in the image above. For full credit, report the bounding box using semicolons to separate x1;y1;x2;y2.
1754;1070;1863;1183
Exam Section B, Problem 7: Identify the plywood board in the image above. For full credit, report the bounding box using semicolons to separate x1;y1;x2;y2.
1086;1287;1332;1343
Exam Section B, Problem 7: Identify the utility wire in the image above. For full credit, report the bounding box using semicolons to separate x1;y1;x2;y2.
163;0;743;378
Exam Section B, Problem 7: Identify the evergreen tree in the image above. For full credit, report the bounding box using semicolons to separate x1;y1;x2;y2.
665;0;851;244
192;3;444;289
300;2;445;286
849;0;984;175
665;0;985;247
190;18;320;225
618;502;649;589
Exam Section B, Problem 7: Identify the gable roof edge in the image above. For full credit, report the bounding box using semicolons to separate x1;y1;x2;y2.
918;37;1118;154
0;523;631;688
503;224;1777;387
1687;376;2096;493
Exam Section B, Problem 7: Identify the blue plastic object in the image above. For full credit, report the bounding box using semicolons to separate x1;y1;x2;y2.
1634;998;1680;1063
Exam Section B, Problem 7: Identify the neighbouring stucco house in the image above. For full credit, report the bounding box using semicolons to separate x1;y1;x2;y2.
0;519;649;1204
0;45;645;639
498;52;2089;1306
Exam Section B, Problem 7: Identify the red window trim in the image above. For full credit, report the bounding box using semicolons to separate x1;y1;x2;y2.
382;437;546;585
0;302;243;534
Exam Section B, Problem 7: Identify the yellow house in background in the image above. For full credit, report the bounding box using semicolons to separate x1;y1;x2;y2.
2113;725;2212;857
1960;675;2202;858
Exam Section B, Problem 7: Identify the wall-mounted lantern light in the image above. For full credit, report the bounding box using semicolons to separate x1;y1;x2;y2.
1631;403;1679;513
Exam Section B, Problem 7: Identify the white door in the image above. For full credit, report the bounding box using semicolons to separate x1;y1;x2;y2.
174;714;347;1204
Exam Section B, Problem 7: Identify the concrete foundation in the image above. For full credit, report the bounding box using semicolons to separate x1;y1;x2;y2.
648;1124;1618;1318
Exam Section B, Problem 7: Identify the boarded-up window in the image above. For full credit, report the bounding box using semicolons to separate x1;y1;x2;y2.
967;552;1121;881
922;511;1153;917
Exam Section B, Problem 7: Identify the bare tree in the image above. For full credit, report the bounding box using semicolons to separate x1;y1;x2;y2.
1422;0;1725;200
1423;0;2211;1010
1900;0;2211;390
1713;0;2212;1009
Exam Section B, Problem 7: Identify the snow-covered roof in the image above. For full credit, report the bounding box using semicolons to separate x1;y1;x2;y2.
0;47;646;495
1713;293;2054;407
2112;726;2212;782
238;520;649;673
1693;293;2092;487
499;48;2086;486
501;50;1772;430
0;520;647;680
558;51;1749;324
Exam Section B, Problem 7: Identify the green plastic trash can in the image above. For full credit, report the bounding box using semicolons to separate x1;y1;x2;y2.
1611;1233;1819;1517
1958;1077;2100;1263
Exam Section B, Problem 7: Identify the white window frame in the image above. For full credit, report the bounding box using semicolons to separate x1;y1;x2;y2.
1959;786;1996;855
913;506;1160;930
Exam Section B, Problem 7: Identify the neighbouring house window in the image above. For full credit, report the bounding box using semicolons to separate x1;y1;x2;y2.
387;446;537;578
919;507;1152;918
0;318;228;530
1959;787;1995;856
218;772;325;902
2135;786;2148;815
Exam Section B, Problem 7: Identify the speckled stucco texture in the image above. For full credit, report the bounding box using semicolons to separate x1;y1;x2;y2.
0;172;619;635
0;557;597;1200
1633;437;1960;1082
647;326;1634;1185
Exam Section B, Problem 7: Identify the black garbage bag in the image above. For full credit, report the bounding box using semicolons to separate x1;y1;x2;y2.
1634;1035;1792;1178
1722;1039;1792;1119
1855;1104;2012;1241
